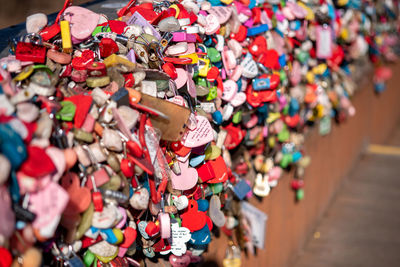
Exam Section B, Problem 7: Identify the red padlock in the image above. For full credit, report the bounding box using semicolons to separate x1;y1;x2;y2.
15;42;46;63
126;140;143;158
121;157;135;178
87;62;107;77
99;38;119;58
162;62;177;79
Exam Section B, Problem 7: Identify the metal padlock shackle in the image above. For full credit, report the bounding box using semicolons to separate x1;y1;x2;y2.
20;33;43;45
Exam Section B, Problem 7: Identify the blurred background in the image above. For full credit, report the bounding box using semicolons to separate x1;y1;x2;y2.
0;0;92;28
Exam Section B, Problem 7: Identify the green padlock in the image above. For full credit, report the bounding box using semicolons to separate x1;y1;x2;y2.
210;183;224;194
296;188;305;200
207;86;218;101
56;101;76;121
232;111;242;124
280;153;293;168
277;126;290;142
207;47;222;63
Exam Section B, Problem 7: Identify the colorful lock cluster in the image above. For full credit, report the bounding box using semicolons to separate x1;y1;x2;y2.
0;0;399;266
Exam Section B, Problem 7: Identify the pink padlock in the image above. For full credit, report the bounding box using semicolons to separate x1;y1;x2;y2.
222;48;237;70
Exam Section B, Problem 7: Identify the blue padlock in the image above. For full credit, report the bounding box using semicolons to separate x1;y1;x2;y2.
189;224;211;245
247;24;269;37
233;179;252;200
0;124;27;169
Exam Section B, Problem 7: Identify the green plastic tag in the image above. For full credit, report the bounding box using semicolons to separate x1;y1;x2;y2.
56;101;76;121
206;86;218;101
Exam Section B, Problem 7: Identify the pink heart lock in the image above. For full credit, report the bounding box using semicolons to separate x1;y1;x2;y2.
170;160;198;191
186;72;197;98
169;254;191;267
230;92;247;107
222;79;238;102
182;115;214;148
287;2;307;19
174;68;188;89
282;7;295;20
207;6;232;24
205;14;220;35
63;6;100;43
29;181;69;229
45;147;66;182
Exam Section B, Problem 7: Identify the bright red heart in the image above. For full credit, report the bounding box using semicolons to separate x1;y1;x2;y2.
249;36;267;57
230;25;247;42
99;38;119;58
120;227;137;248
20;146;56;177
145;221;160;237
71;50;95;70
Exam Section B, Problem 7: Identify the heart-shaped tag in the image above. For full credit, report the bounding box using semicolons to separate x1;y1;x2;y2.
169;253;191;267
145;221;160;237
230;92;247;107
29;182;69;228
207;6;232;24
188;224;211;245
138;221;149;239
61;172;91;215
172;195;189;210
91;204;119;229
205;14;220;35
174;68;188;89
45;147;66;182
20;146;56;178
119;227;137;248
240;53;258;78
222;80;238;102
249;36;268;57
63;6;100;42
182;116;214;148
181;200;207;232
170;160;198;191
129;187;149;210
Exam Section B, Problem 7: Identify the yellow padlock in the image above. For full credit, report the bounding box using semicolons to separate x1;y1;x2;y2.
60;20;72;53
198;58;210;77
180;53;199;64
306;71;315;84
103;54;136;71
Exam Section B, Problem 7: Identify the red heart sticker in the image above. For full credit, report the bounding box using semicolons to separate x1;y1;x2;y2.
20;146;56;177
